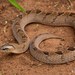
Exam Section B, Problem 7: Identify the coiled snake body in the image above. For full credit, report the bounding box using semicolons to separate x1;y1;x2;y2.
0;11;75;64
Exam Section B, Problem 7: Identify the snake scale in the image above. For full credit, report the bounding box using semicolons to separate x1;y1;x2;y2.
0;10;75;64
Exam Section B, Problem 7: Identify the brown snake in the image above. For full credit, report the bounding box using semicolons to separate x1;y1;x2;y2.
0;10;75;64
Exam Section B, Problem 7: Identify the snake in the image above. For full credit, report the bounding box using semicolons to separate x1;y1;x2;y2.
0;10;75;64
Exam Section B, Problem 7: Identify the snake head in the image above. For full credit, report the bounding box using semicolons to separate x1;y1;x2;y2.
0;44;15;53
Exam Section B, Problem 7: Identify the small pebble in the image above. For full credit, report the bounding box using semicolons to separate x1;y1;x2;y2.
5;21;8;24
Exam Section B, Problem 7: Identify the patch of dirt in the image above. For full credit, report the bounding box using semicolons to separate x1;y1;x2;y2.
0;0;75;75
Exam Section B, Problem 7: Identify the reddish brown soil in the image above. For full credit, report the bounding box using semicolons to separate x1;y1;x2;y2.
0;0;75;75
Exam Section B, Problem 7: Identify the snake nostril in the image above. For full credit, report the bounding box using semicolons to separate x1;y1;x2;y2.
43;51;49;55
55;51;63;55
67;47;75;51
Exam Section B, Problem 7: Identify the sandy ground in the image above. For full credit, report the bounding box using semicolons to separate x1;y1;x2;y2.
0;0;75;75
